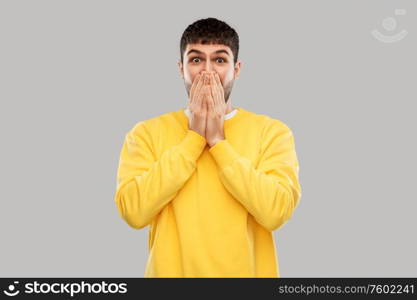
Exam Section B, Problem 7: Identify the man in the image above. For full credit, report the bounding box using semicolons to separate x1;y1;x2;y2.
114;17;301;278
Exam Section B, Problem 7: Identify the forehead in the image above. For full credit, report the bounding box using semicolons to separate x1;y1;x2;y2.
184;43;233;57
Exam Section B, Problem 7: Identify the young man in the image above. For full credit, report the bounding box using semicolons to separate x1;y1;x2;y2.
114;17;302;278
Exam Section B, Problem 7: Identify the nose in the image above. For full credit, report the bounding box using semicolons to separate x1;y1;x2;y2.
203;60;214;73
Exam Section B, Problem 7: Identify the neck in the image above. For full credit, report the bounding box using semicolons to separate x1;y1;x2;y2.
224;94;237;113
225;101;235;114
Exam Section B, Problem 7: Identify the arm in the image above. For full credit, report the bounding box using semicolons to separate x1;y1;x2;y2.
114;122;206;229
208;119;302;231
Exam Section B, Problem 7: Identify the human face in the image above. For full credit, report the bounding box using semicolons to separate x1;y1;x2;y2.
178;43;241;103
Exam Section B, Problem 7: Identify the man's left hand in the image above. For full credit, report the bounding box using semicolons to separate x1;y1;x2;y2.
205;72;227;147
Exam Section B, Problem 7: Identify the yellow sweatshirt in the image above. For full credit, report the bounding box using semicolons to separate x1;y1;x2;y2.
114;106;301;277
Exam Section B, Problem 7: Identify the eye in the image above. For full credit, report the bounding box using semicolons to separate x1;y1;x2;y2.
216;57;226;63
191;57;201;63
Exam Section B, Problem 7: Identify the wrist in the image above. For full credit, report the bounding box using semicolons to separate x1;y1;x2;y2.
208;138;225;148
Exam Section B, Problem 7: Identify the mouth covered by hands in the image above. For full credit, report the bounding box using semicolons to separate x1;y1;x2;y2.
188;71;227;147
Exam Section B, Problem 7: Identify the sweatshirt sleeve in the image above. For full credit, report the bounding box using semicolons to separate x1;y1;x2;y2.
114;122;207;229
208;119;301;231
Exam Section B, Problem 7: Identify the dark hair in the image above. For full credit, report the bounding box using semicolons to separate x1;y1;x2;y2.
180;17;239;64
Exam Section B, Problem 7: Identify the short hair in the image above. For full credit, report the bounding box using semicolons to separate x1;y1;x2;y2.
180;17;239;64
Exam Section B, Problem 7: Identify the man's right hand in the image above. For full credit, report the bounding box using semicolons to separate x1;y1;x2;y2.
188;71;210;139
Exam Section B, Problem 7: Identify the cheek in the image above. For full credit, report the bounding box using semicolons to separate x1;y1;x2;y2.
185;73;200;90
183;64;192;79
184;68;200;83
184;74;194;87
220;71;234;86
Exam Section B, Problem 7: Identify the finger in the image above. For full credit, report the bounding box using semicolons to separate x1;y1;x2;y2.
195;84;205;109
214;73;225;109
197;85;209;110
202;91;208;113
190;74;204;102
207;89;215;113
213;73;223;108
199;74;211;107
209;73;219;107
204;95;209;115
207;75;216;105
215;73;223;91
203;72;210;86
190;73;201;97
214;73;226;114
190;75;206;108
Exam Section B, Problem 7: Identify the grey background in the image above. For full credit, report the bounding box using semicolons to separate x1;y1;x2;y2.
0;0;415;277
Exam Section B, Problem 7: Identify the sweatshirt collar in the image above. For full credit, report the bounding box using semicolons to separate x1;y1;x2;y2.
184;107;238;120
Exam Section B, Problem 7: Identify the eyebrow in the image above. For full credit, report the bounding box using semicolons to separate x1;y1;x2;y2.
186;49;230;57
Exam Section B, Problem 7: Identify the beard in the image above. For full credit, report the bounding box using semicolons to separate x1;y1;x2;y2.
185;79;235;103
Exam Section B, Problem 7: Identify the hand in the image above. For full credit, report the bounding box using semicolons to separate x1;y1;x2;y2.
188;72;208;139
205;72;227;147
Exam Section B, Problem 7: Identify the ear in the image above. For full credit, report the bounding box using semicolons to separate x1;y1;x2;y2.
178;61;184;79
233;60;241;80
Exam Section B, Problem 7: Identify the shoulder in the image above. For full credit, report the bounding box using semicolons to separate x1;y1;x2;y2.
241;107;293;136
251;112;296;154
263;116;293;136
128;110;177;137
